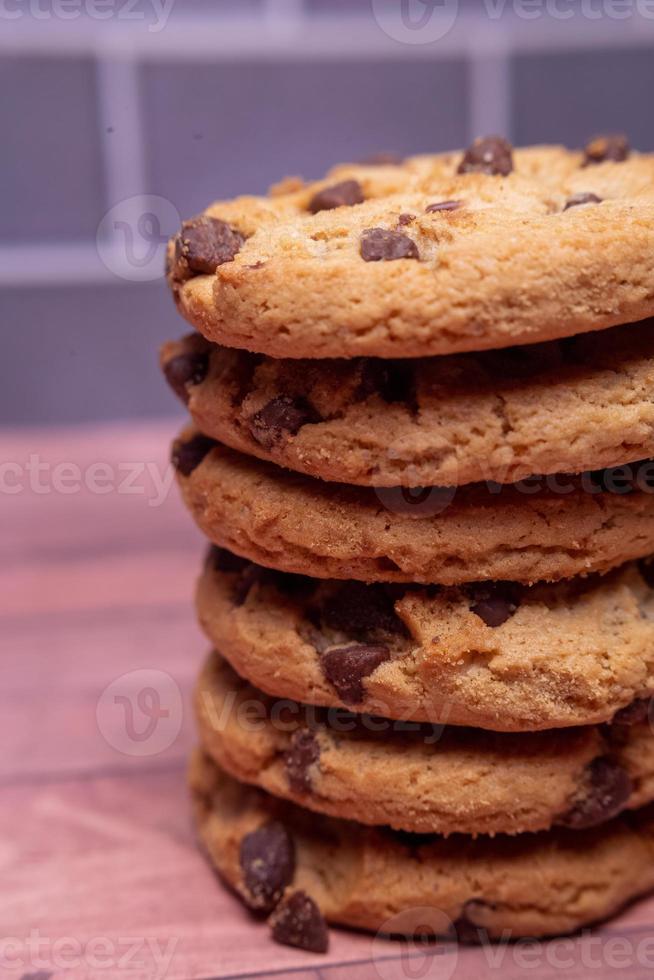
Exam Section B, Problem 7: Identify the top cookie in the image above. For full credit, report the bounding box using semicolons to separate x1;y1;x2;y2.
167;136;654;359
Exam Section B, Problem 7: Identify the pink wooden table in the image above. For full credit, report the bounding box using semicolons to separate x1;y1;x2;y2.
3;421;654;979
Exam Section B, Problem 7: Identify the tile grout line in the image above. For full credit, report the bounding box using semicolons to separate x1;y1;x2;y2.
1;13;654;58
95;51;148;211
466;32;512;144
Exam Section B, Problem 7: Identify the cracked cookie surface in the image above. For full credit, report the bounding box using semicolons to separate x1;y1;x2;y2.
196;651;654;836
196;547;654;731
190;750;654;941
167;142;654;359
174;430;654;585
162;319;654;488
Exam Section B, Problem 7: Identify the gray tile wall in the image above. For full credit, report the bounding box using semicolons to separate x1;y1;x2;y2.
141;58;468;215
0;283;184;424
0;56;105;242
1;5;653;425
512;48;654;150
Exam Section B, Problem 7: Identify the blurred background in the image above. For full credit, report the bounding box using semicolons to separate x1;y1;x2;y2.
2;0;654;424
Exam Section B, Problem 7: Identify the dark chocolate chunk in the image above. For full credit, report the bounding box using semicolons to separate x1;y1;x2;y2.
586;462;638;495
205;544;262;602
269;890;329;953
457;136;513;176
321;582;407;638
171;216;245;280
163;351;209;403
563;192;602;210
356;360;416;406
233;563;265;606
360;227;419;262
452;900;493;946
308;179;364;213
397;212;415;226
248;395;321;448
320;643;391;704
283;729;320;793
484;341;564;379
206;544;251;574
171;433;216;476
425;200;463;213
612;698;651;727
638;558;654;588
467;582;523;628
239;822;296;913
583;134;630;166
558;756;633;829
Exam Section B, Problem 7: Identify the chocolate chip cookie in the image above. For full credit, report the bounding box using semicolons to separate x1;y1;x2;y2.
196;651;654;836
190;750;654;942
167;139;654;360
162;318;654;488
196;547;654;732
173;430;654;585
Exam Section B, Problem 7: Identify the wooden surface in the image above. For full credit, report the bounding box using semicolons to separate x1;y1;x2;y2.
4;420;654;980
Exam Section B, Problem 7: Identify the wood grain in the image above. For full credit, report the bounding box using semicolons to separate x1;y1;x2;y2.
2;422;653;979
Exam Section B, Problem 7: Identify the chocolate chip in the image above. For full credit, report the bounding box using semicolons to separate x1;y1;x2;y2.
283;729;320;794
320;643;391;704
360;228;419;262
558;757;633;829
452;900;493;946
163;351;209;403
206;544;251;574
612;697;651;726
467;582;522;628
308;179;364;213
564;192;603;210
484;341;564;379
359;152;403;166
269;890;329;953
248;396;321;448
239;822;296;913
171;216;245;281
273;569;317;600
425;200;463;213
171;433;216;476
205;544;263;602
233;563;265;606
321;582;407;638
586;463;637;495
356;360;416;406
638;558;654;588
583;134;630;166
397;212;415;226
457;136;513;176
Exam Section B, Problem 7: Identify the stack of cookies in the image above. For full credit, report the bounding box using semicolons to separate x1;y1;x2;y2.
162;135;654;953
